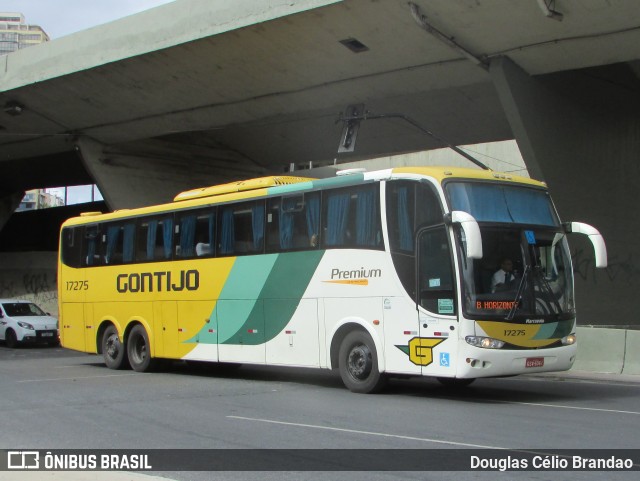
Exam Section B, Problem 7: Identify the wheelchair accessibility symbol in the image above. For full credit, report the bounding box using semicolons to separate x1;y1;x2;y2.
439;352;450;367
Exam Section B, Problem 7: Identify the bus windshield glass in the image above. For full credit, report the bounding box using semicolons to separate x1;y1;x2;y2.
447;182;559;226
446;182;574;321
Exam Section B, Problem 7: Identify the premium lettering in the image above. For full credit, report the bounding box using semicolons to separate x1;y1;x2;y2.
331;267;381;280
116;270;199;293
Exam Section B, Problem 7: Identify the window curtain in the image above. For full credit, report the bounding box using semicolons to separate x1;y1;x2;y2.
146;220;158;261
447;183;557;226
397;187;413;251
162;218;174;259
220;208;234;255
326;192;350;246
305;195;320;246
123;224;136;263
279;197;297;249
505;189;556;226
208;213;215;248
85;228;98;266
179;215;196;257
252;203;265;251
105;225;120;263
356;189;377;246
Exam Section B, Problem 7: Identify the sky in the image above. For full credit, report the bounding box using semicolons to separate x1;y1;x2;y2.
2;0;176;39
3;1;176;204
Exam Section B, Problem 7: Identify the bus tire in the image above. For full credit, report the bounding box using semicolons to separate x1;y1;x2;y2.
436;377;475;388
127;324;155;372
338;330;386;394
102;325;128;370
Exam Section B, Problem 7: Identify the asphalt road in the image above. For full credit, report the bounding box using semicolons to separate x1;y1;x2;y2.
0;344;638;481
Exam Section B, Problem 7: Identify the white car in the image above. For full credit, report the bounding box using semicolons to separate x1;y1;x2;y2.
0;300;59;348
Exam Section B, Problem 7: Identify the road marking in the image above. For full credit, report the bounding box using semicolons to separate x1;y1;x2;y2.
17;373;137;383
228;415;506;449
493;400;640;415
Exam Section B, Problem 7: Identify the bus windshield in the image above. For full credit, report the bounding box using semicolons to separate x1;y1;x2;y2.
446;182;574;322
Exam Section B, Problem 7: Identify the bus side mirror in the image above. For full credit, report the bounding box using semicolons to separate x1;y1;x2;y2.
447;211;483;260
564;222;607;268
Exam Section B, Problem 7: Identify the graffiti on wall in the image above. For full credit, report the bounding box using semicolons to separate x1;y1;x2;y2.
572;248;639;284
0;270;58;314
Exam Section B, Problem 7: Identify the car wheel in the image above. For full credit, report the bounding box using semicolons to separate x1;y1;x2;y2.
101;325;128;370
338;330;386;394
127;325;156;372
5;329;19;349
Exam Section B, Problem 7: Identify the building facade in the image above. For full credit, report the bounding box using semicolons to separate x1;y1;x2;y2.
17;190;64;212
0;12;49;55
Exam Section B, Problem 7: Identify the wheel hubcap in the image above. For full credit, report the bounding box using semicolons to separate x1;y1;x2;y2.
347;344;372;380
133;336;146;363
105;334;120;359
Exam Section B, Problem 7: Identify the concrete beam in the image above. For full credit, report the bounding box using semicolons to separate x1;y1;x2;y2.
490;56;640;328
75;137;266;210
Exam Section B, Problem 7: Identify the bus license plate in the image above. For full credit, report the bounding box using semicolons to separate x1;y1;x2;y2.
526;357;544;368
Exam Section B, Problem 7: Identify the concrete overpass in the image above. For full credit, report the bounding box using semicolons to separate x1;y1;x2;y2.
1;0;640;337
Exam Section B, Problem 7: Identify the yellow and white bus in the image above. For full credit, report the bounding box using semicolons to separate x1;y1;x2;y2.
58;167;607;392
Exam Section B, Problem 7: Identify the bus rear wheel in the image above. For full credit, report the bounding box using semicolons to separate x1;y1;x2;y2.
102;325;128;370
338;330;386;394
127;325;155;372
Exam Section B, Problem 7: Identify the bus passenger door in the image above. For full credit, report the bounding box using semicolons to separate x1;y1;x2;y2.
417;226;459;377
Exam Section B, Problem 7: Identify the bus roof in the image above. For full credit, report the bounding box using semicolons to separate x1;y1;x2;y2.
61;166;545;226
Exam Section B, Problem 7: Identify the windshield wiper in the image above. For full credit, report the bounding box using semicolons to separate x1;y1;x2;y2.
506;265;530;321
533;266;563;315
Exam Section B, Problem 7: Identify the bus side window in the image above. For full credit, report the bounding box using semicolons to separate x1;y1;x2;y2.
83;225;101;267
322;185;381;249
418;226;456;315
176;214;197;258
122;223;135;263
218;201;264;256
266;193;320;252
61;227;83;268
386;180;443;302
195;211;215;257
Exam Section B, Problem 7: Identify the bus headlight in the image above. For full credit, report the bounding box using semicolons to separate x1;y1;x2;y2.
465;336;504;349
561;334;576;345
18;321;35;330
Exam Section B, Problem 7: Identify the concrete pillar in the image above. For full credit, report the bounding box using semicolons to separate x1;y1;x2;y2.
490;56;640;327
0;191;25;232
75;137;178;210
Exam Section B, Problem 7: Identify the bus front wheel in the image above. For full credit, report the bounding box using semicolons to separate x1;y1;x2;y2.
127;325;155;372
338;330;386;394
102;325;128;370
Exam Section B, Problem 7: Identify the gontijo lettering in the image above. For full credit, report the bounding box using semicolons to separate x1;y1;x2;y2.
116;270;199;293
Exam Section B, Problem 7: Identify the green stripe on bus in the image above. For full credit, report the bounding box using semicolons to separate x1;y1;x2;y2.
215;254;278;344
220;250;324;345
